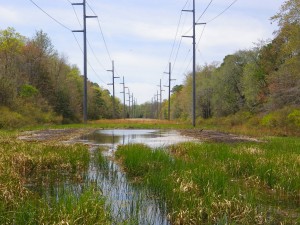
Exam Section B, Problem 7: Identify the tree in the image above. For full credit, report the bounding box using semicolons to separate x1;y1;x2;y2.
267;0;300;109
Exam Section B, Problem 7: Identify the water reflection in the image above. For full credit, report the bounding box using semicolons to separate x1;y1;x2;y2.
82;129;195;150
89;147;169;224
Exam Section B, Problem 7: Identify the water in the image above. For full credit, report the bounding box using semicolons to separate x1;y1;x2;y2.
81;129;195;151
81;129;195;224
26;129;195;224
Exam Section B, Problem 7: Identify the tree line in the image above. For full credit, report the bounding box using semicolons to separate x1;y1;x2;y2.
141;0;300;132
0;28;122;128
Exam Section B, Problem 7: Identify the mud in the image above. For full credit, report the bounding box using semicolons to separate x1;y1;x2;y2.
180;129;261;143
18;128;97;142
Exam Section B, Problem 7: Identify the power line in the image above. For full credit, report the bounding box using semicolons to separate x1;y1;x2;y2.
182;24;206;76
86;1;113;62
182;0;212;36
70;0;83;26
171;37;183;75
87;40;108;71
69;0;110;74
206;0;239;24
162;0;191;81
196;0;213;23
166;0;190;66
29;0;72;31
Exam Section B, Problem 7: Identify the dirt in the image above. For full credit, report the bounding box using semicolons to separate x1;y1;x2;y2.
180;129;261;143
18;128;261;144
18;128;97;142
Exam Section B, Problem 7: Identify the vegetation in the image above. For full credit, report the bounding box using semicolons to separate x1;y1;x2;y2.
116;139;300;224
0;28;122;128
0;133;112;224
139;0;300;136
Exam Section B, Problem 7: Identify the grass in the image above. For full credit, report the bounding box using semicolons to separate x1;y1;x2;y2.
115;138;300;224
0;134;112;225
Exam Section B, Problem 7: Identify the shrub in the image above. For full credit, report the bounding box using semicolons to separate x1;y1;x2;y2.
0;107;29;128
287;109;300;127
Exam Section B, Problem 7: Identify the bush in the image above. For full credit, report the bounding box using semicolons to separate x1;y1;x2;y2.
260;107;300;132
0;107;29;128
287;109;300;127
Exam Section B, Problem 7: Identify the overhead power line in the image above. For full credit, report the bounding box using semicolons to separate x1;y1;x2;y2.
29;0;71;31
206;0;239;24
196;0;213;23
69;0;110;74
86;1;113;62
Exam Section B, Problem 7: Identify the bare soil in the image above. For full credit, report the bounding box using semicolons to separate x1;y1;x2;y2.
18;128;97;142
180;129;261;143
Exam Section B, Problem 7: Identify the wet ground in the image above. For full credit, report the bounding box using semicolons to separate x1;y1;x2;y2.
18;128;260;143
17;128;261;224
180;129;261;143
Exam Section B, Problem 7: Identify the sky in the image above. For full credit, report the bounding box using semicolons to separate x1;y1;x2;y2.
0;0;286;104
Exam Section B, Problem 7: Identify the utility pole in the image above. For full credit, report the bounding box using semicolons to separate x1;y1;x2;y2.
127;89;131;118
164;62;175;120
107;60;119;119
120;76;126;119
182;0;205;127
131;93;134;118
156;90;159;119
72;0;97;124
157;79;164;119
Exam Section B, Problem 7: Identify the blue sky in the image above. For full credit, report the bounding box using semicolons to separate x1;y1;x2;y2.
0;0;285;103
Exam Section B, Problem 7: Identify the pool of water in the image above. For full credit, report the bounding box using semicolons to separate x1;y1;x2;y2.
81;129;195;149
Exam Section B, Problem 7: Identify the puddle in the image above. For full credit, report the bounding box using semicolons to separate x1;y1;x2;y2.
81;129;195;150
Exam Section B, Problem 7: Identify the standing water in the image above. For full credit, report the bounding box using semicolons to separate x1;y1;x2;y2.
80;129;195;224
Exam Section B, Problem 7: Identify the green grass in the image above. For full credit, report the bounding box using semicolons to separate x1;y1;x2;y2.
115;138;300;224
1;186;111;225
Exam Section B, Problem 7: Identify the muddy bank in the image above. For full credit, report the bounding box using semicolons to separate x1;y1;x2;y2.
180;129;261;143
18;128;97;142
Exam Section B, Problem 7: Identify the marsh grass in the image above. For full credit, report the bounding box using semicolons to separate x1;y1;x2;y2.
116;138;300;224
0;137;112;224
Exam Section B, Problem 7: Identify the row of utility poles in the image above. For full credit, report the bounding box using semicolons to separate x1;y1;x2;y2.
72;0;203;126
71;0;136;122
108;63;137;119
151;62;175;120
151;0;204;126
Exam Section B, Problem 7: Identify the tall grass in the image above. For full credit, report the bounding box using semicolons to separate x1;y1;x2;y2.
0;137;112;224
116;138;300;224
